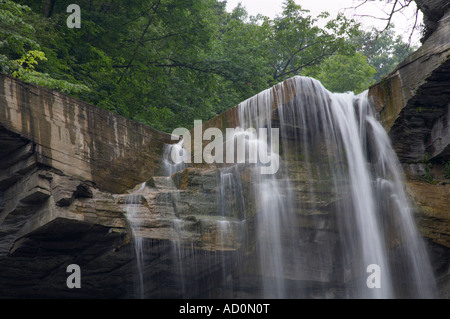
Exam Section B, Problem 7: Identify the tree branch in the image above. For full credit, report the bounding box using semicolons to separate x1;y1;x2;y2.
272;39;336;81
348;0;418;44
408;7;420;45
117;0;162;85
44;0;56;18
148;58;230;79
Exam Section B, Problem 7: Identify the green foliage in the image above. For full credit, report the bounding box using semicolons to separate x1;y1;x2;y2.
0;0;38;73
307;52;376;94
0;0;90;94
420;153;434;184
11;48;89;94
2;0;414;132
444;161;450;180
353;26;417;82
266;0;360;85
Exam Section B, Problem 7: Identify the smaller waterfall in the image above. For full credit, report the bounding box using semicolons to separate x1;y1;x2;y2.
125;182;147;299
214;167;248;296
162;140;187;176
234;89;299;298
171;217;187;297
366;116;437;298
219;167;246;219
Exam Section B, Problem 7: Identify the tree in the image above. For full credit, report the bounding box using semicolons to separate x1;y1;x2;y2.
13;0;223;131
5;0;372;132
0;0;89;93
343;0;423;44
353;26;417;82
266;0;360;84
308;52;376;94
0;0;40;72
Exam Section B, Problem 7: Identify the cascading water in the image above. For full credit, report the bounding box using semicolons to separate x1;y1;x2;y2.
162;140;187;176
225;75;437;298
366;115;437;298
125;75;437;298
216;166;248;296
125;182;147;299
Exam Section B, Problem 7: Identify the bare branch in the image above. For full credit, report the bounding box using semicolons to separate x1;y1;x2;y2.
353;14;391;21
341;0;370;13
147;58;231;79
408;7;420;45
378;0;399;34
347;0;420;46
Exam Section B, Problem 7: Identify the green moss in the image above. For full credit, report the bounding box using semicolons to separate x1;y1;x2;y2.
444;160;450;179
146;177;156;188
421;153;434;184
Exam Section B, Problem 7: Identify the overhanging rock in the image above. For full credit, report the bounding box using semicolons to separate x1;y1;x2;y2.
369;9;450;163
0;73;177;298
368;7;450;275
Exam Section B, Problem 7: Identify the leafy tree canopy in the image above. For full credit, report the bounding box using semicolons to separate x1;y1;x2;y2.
1;0;416;132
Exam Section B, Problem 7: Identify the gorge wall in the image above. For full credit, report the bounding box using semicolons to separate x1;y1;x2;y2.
0;2;449;299
368;4;450;294
0;73;179;297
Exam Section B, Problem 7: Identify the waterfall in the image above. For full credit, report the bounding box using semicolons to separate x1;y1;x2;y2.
126;75;437;298
125;182;147;299
162;140;187;176
217;167;248;296
366;115;437;298
230;76;437;298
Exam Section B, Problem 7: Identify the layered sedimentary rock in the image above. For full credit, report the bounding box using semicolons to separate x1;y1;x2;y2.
368;6;450;296
0;74;175;194
0;74;180;298
0;72;301;298
0;73;355;298
368;11;450;218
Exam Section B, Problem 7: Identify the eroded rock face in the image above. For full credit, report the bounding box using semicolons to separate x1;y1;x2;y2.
0;74;175;298
368;5;450;297
368;7;450;238
0;116;357;298
415;0;450;42
0;148;241;298
0;74;174;194
0;139;131;297
369;9;450;164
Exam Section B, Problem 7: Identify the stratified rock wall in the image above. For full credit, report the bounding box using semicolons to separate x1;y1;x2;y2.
0;74;177;298
368;9;450;242
369;9;450;163
0;74;175;194
368;5;450;297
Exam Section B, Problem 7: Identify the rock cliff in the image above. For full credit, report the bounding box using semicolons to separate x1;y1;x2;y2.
0;74;177;297
368;4;450;296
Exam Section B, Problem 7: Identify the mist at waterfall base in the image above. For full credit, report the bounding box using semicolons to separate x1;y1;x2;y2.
125;76;437;299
